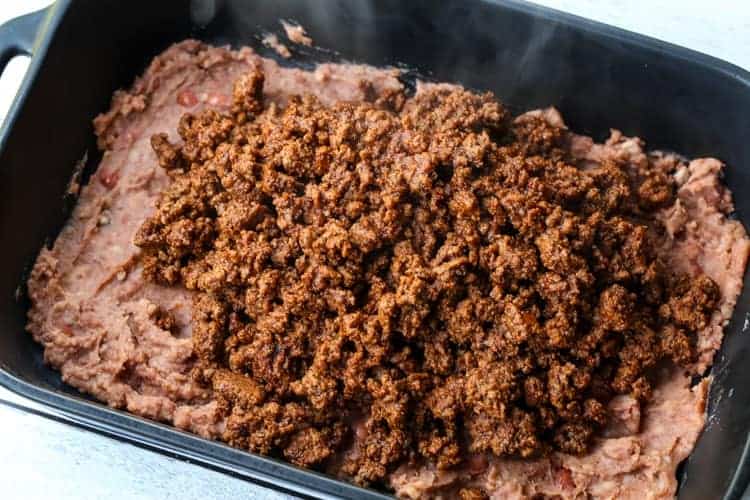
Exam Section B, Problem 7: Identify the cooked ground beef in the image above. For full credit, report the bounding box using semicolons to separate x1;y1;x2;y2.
132;64;719;487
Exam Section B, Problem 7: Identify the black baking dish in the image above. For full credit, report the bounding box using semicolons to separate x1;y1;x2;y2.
0;0;749;498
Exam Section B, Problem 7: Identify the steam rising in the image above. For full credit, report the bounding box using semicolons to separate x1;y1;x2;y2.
190;0;218;27
208;1;570;113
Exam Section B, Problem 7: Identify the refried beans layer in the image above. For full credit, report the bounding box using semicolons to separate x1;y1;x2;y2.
26;40;750;499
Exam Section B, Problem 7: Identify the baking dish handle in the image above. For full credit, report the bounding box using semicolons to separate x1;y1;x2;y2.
0;8;48;72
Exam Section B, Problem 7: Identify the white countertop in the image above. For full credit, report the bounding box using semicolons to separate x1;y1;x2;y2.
0;1;748;499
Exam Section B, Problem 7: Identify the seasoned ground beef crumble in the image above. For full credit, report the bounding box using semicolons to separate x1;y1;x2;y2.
26;41;749;499
134;64;720;482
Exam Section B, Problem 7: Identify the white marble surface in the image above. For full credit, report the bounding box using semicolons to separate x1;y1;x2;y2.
529;0;750;70
0;1;748;499
0;401;289;500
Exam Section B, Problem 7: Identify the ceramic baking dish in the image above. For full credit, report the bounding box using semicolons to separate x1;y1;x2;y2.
0;1;748;498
